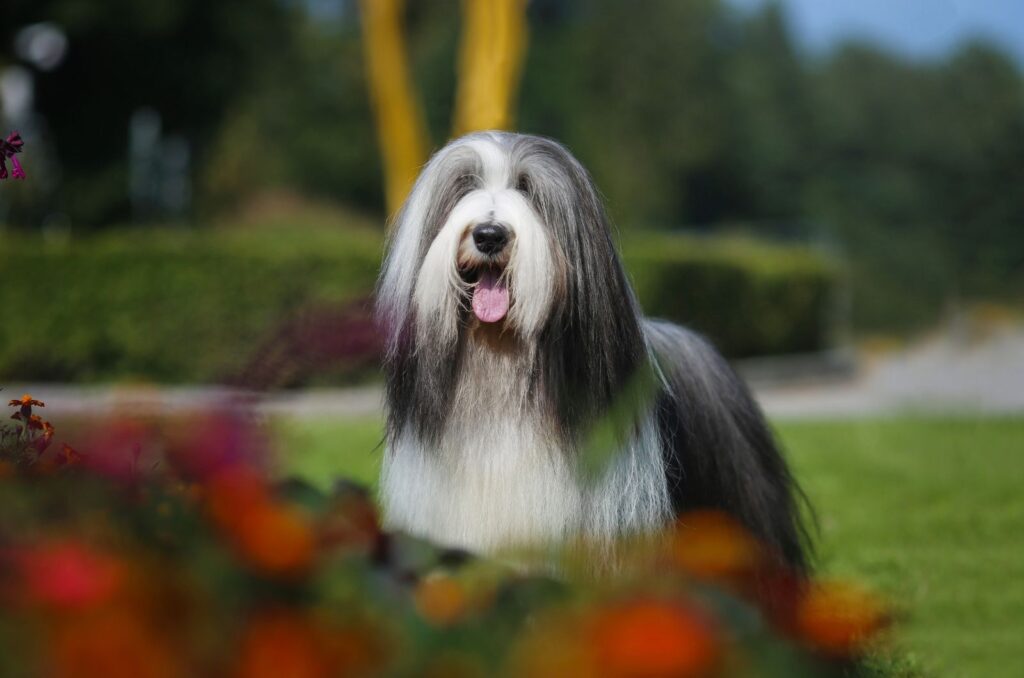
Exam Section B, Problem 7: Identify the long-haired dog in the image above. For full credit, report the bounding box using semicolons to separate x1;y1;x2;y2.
376;131;810;571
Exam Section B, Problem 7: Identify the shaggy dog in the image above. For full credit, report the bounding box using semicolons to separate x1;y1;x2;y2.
375;131;809;571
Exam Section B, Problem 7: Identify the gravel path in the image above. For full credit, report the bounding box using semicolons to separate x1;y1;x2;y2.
6;325;1023;421
757;324;1024;418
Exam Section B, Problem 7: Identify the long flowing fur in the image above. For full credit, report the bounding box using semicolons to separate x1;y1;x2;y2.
376;131;810;571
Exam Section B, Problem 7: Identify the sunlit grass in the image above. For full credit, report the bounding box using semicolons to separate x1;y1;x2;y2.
276;415;1024;678
274;416;384;492
779;417;1024;678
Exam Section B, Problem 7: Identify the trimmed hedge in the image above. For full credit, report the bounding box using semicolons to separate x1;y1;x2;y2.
0;226;382;384
625;233;840;357
0;226;839;383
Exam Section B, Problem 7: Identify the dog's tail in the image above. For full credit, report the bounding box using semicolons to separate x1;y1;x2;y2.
644;319;814;572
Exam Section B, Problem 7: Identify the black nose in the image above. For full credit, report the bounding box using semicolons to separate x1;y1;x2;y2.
472;223;509;255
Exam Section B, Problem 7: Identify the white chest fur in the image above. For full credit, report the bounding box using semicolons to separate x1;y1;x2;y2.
380;332;673;554
381;420;584;552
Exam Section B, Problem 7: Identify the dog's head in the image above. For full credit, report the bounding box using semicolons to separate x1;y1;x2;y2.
378;132;638;348
377;132;646;436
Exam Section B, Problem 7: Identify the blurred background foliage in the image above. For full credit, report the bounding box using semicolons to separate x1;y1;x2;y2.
1;0;1023;378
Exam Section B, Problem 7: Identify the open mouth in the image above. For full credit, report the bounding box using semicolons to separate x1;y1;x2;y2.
461;265;510;323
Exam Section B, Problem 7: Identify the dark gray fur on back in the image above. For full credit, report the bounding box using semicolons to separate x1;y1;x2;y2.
645;319;811;570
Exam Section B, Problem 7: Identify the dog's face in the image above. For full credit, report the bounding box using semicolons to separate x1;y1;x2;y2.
378;132;646;437
378;132;634;351
379;133;570;350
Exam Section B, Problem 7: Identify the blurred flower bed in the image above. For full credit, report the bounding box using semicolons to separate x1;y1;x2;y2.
0;394;889;677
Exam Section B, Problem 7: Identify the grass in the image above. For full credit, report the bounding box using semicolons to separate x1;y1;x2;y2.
778;417;1024;678
274;415;1024;678
274;417;385;492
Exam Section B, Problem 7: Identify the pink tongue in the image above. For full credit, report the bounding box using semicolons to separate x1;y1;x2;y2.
472;270;510;323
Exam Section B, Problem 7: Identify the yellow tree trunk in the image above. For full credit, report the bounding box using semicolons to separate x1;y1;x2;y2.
359;0;429;215
453;0;529;137
360;0;528;213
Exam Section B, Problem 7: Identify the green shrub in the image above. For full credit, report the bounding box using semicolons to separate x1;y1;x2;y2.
0;224;382;384
625;233;841;357
0;226;839;383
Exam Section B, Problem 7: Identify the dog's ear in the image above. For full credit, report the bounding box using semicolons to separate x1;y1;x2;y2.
376;142;481;357
376;139;483;444
517;138;648;437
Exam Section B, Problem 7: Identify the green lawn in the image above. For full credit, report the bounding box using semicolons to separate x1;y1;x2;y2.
275;416;1024;678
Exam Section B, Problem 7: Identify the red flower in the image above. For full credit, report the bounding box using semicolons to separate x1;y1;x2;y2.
16;541;124;610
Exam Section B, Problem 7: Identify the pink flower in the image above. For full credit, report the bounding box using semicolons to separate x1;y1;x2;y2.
1;131;25;181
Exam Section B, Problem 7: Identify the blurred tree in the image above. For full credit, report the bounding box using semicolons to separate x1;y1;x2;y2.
3;0;1021;333
724;2;813;221
525;0;735;226
452;0;528;136
201;15;384;215
358;0;529;213
2;0;294;227
806;41;1024;327
360;0;429;214
934;44;1024;295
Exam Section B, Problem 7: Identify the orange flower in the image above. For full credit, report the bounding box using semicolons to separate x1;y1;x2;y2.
205;467;316;577
587;599;720;678
10;393;44;423
414;574;468;627
668;511;762;584
9;394;45;408
205;466;271;529
233;611;390;678
234;611;331;678
50;607;179;678
58;443;84;466
506;610;600;678
323;621;391;677
795;580;890;657
31;420;55;454
235;503;317;577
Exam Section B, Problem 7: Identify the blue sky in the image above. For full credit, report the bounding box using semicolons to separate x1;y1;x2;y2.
726;0;1024;65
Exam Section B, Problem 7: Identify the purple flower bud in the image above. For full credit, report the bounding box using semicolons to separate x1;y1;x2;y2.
1;131;25;180
5;132;23;152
